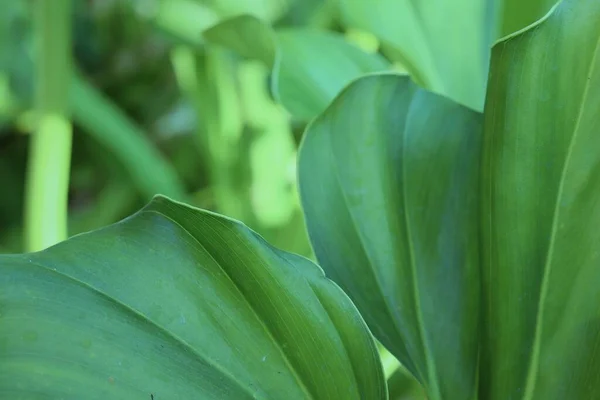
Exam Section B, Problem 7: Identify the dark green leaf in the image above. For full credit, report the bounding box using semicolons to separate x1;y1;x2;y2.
298;74;482;400
0;196;385;399
481;0;600;398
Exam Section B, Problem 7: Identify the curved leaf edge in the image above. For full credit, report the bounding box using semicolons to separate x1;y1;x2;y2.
7;194;387;398
146;198;388;399
493;1;560;46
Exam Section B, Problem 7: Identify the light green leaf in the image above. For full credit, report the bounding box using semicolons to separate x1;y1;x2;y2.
298;74;482;400
204;15;389;120
338;0;497;111
204;15;275;65
0;196;385;399
205;0;291;21
144;0;220;47
481;0;600;398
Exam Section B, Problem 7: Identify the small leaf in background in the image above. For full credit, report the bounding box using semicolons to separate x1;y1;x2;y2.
206;0;291;21
481;0;600;398
204;15;389;120
204;14;276;64
338;0;498;111
0;196;385;399
387;366;426;400
139;0;220;47
298;74;482;400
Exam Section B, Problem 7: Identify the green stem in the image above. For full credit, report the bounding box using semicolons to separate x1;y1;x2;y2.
24;0;73;251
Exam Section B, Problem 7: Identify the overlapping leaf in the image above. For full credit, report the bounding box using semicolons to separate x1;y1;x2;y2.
0;196;385;399
480;0;600;398
298;74;482;400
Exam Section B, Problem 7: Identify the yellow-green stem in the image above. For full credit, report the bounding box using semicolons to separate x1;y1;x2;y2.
25;0;73;251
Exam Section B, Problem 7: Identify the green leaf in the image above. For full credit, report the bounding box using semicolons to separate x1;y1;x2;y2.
499;0;557;38
298;74;482;400
0;196;385;399
204;15;276;65
204;15;389;120
338;0;498;111
387;366;426;400
206;0;291;21
481;0;600;398
147;0;220;47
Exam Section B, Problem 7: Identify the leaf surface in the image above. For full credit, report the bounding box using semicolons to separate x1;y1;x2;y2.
0;196;385;399
338;0;497;111
481;0;600;398
298;74;482;400
499;0;557;38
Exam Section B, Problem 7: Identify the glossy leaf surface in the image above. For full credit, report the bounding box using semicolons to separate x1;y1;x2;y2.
0;196;385;399
338;0;497;111
298;74;482;400
481;0;600;398
204;15;389;120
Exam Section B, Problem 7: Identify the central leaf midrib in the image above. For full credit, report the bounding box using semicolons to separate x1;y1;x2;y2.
150;210;317;400
325;121;421;379
325;84;440;389
402;93;442;400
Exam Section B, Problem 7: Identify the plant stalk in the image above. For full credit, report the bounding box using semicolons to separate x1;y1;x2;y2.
25;0;73;251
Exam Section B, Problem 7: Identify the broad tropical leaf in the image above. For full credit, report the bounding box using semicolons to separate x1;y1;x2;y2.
204;15;389;120
338;0;498;111
298;74;482;400
481;0;600;398
0;196;385;399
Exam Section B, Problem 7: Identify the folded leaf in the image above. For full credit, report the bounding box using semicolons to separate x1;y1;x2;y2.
0;196;385;399
204;15;389;120
481;0;600;398
298;74;482;400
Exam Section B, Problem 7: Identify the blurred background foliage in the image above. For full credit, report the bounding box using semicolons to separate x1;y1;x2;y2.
0;0;332;256
0;0;555;397
0;0;555;253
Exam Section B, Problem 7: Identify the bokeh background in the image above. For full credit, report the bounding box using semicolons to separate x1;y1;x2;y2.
0;0;338;256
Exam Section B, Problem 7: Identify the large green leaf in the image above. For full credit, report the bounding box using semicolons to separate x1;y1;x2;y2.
481;0;600;398
0;196;385;399
338;0;498;111
204;15;389;120
298;74;482;400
